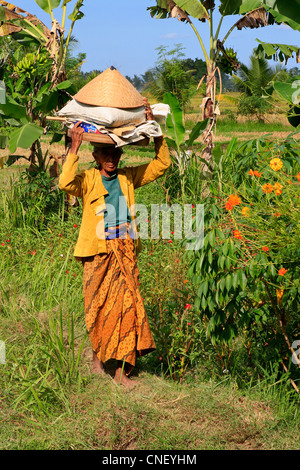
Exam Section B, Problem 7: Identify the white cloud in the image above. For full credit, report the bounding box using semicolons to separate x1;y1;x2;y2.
160;32;178;39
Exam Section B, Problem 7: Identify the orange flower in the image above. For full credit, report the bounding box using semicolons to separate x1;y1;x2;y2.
262;183;273;194
225;194;241;211
225;201;234;211
297;172;300;182
228;194;241;206
248;169;261;177
262;246;269;252
274;182;283;195
270;158;283;171
234;230;242;240
241;207;250;217
274;212;280;217
278;268;287;276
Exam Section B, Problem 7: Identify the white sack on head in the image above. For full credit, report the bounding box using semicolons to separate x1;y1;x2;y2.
57;99;146;128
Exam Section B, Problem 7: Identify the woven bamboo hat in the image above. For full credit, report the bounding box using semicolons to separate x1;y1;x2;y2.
74;66;144;109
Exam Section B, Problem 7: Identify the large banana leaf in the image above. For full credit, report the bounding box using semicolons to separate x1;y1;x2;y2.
8;123;44;154
163;92;185;148
220;0;300;27
219;0;262;15
150;0;209;20
272;81;300;128
273;81;300;105
0;1;51;41
0;100;29;124
255;39;300;64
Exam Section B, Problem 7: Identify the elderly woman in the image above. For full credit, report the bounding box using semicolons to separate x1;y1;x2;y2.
59;101;171;387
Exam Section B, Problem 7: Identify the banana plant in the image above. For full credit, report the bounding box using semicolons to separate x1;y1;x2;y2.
0;0;84;169
163;92;208;199
0;0;84;84
148;0;300;168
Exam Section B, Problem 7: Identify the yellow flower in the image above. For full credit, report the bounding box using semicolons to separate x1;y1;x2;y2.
262;183;273;194
270;158;283;171
241;207;250;217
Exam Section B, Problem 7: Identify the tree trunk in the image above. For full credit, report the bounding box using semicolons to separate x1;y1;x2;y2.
201;62;217;174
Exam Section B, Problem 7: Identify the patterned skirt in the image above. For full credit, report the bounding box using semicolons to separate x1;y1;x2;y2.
82;236;155;371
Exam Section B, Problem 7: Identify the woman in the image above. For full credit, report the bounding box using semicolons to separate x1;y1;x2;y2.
59;101;171;387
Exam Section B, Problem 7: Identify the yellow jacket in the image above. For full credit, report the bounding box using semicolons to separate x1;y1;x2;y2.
59;136;171;259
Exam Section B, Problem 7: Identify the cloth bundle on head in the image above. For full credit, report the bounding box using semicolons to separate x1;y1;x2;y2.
56;66;170;147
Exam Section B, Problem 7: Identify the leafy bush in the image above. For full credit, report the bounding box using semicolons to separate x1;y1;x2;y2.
186;133;300;384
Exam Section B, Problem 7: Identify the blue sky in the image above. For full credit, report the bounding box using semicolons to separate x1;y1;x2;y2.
18;0;300;76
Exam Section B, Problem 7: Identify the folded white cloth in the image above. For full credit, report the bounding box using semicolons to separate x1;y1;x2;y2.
98;120;164;147
60;101;170;147
57;99;146;128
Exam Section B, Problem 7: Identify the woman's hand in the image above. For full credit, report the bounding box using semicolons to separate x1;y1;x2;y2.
143;97;154;121
69;121;84;155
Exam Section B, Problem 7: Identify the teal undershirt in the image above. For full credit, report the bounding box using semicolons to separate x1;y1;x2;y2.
101;173;131;229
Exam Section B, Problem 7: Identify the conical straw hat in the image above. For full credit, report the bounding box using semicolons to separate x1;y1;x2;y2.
74;66;144;109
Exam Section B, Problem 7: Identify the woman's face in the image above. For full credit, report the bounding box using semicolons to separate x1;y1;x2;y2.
93;147;121;176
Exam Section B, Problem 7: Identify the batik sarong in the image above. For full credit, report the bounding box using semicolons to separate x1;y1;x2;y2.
82;234;155;371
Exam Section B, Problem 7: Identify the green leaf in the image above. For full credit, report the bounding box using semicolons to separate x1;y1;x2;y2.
0;135;8;149
8;123;44;154
219;0;262;15
225;274;232;292
185;119;208;148
5;155;29;167
273;81;299;105
255;40;300;64
288;105;300;128
265;1;300;29
34;0;61;14
226;137;238;157
0;101;29;123
164;92;185;148
172;0;209;19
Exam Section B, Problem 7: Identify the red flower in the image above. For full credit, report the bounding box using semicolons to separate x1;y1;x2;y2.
74;224;78;228
234;230;242;240
278;268;287;276
1;243;5;247
297;172;300;182
184;303;192;310
262;246;269;252
225;201;234;211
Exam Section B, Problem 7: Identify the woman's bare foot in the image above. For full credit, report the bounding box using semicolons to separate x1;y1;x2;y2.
114;363;137;388
92;351;105;374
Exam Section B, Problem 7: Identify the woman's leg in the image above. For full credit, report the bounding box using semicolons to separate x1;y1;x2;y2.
114;361;137;388
92;351;105;374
